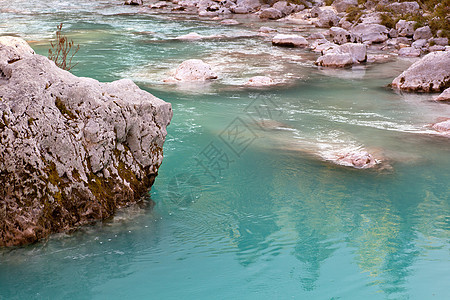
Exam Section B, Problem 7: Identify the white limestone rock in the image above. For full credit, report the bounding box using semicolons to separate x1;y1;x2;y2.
392;51;450;92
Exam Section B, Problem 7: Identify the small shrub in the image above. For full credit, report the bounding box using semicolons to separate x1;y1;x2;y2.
380;13;396;28
48;23;80;71
346;6;363;23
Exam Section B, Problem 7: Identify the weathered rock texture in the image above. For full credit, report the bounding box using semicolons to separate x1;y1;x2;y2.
392;51;450;92
316;43;367;67
124;0;143;5
0;37;172;247
351;23;389;44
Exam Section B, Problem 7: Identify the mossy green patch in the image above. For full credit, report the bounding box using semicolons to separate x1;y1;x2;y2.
55;97;76;120
346;6;363;23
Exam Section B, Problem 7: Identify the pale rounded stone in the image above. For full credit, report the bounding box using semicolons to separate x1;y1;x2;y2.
413;26;432;41
398;46;421;57
316;52;354;67
173;59;218;81
272;34;308;47
434;88;450;101
245;76;275;86
351;23;389;44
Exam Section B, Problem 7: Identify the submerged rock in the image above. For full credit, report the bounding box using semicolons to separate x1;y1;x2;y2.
431;119;450;135
220;19;239;25
334;150;379;169
392;51;450;92
245;76;274;86
175;32;204;40
172;59;218;81
259;26;277;33
0;37;172;247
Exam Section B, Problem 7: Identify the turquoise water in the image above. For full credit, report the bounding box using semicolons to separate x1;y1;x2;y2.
1;1;449;299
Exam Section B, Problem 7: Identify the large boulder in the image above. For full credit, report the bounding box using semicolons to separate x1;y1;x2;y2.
0;37;172;247
339;43;367;63
386;1;420;14
396;20;416;37
316;52;354;67
411;39;428;50
312;41;338;52
398;46;421;57
351;23;389;43
272;34;308;47
230;0;261;14
329;26;351;45
259;8;283;19
314;9;340;28
316;42;366;67
173;59;218;81
359;12;382;25
332;0;358;13
392;51;450;92
429;37;448;46
413;26;432;41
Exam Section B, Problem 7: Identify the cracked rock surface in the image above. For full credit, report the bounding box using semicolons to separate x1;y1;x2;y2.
0;37;172;247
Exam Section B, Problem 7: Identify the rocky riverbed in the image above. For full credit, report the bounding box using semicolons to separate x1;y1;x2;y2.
125;0;450;138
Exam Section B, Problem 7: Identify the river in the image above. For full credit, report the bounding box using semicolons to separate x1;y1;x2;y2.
0;1;449;299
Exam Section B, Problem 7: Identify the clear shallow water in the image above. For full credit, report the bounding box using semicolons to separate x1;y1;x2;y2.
1;1;449;299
